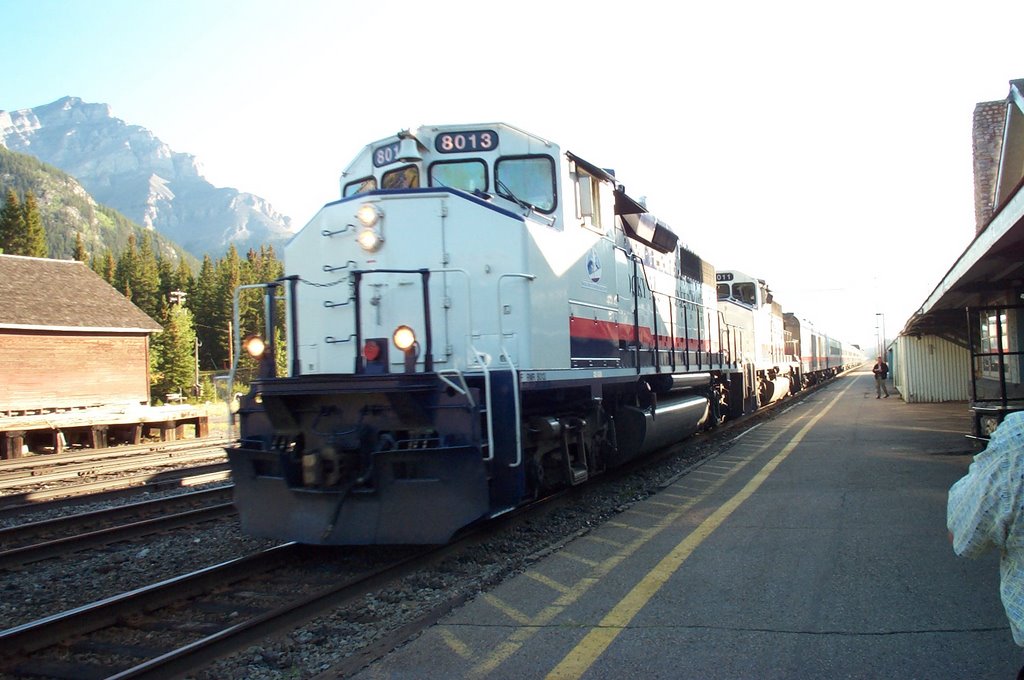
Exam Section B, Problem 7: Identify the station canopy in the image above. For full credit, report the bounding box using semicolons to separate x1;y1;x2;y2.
901;179;1024;345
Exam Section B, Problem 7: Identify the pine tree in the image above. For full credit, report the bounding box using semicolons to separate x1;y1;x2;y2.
0;188;25;255
152;303;199;400
216;245;243;368
191;255;221;370
114;234;139;301
173;257;194;293
132;234;162;319
73;233;88;262
21;192;47;258
102;250;116;284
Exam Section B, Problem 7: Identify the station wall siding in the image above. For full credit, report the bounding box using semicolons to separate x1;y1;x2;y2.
0;330;151;412
893;334;970;403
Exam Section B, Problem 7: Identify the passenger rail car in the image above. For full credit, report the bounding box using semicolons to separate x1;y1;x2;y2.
784;313;850;387
228;123;860;546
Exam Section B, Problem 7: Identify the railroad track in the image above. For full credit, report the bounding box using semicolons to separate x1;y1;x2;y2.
0;477;593;680
0;438;234;511
0;437;233;477
0;486;235;569
0;535;484;678
0;376;852;678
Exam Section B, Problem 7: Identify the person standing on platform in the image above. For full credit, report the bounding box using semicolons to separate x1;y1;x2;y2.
947;412;1024;677
872;355;890;398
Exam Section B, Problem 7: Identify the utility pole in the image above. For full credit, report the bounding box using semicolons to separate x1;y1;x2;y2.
194;338;201;397
876;312;886;358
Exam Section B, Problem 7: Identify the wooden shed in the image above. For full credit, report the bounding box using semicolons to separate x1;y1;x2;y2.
0;254;162;413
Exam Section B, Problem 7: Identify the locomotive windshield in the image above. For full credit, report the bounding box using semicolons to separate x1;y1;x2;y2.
382;165;419;190
495;156;556;212
717;282;757;305
733;282;756;305
430;160;488;193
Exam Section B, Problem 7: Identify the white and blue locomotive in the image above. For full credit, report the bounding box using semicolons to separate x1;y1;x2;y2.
228;123;854;545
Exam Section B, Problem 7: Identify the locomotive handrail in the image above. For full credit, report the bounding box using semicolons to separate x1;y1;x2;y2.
497;273;533;469
648;287;720;372
321;226;352;237
501;356;522;469
471;348;495;463
228;282;285;437
437;368;476;409
322;261;357;273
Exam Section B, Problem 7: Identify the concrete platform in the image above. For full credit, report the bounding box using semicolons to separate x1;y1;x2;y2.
352;368;1021;679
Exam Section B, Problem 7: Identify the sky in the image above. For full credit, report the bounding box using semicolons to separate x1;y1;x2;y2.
2;0;1022;352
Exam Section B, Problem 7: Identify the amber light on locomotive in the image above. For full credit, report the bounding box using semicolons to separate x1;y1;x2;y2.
243;335;266;358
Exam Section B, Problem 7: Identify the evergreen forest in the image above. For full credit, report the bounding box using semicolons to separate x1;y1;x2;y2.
1;176;285;403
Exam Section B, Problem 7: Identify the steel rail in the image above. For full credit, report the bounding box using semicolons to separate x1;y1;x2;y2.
0;437;234;472
0;503;235;569
0;449;228;488
0;463;231;510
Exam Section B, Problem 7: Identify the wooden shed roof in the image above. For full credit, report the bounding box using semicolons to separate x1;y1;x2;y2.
0;254;162;333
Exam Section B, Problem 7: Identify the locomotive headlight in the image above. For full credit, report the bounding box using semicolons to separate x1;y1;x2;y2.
243;334;266;359
356;227;384;252
393;325;416;352
356;203;381;228
355;203;384;252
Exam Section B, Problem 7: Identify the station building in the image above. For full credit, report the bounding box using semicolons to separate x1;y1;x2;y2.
897;78;1024;438
0;254;206;458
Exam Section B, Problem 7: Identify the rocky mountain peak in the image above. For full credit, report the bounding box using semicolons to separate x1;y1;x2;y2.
0;97;293;258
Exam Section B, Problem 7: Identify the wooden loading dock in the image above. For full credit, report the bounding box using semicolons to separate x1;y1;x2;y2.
0;404;210;459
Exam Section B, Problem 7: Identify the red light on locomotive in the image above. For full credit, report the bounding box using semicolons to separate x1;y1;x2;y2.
363;340;382;362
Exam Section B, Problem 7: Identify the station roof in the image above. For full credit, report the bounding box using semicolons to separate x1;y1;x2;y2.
0;254;163;333
902;81;1024;345
902;185;1024;343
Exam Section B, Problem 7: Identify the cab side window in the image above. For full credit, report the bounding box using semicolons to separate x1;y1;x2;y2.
576;168;602;229
344;177;377;197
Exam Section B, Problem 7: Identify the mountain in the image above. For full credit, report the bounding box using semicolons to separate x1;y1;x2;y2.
0;97;293;259
0;145;195;266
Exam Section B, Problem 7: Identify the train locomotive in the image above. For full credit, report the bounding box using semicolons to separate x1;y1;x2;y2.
228;123;859;545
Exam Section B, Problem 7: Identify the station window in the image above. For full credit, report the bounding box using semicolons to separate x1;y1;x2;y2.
429;160;488;193
344;177;377;197
979;311;1010;379
382;165;419;190
495;155;556;213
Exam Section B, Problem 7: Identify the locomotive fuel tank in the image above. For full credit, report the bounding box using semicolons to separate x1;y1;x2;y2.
611;393;710;465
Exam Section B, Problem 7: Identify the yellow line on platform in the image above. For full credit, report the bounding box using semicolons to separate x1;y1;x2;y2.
544;380;853;680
